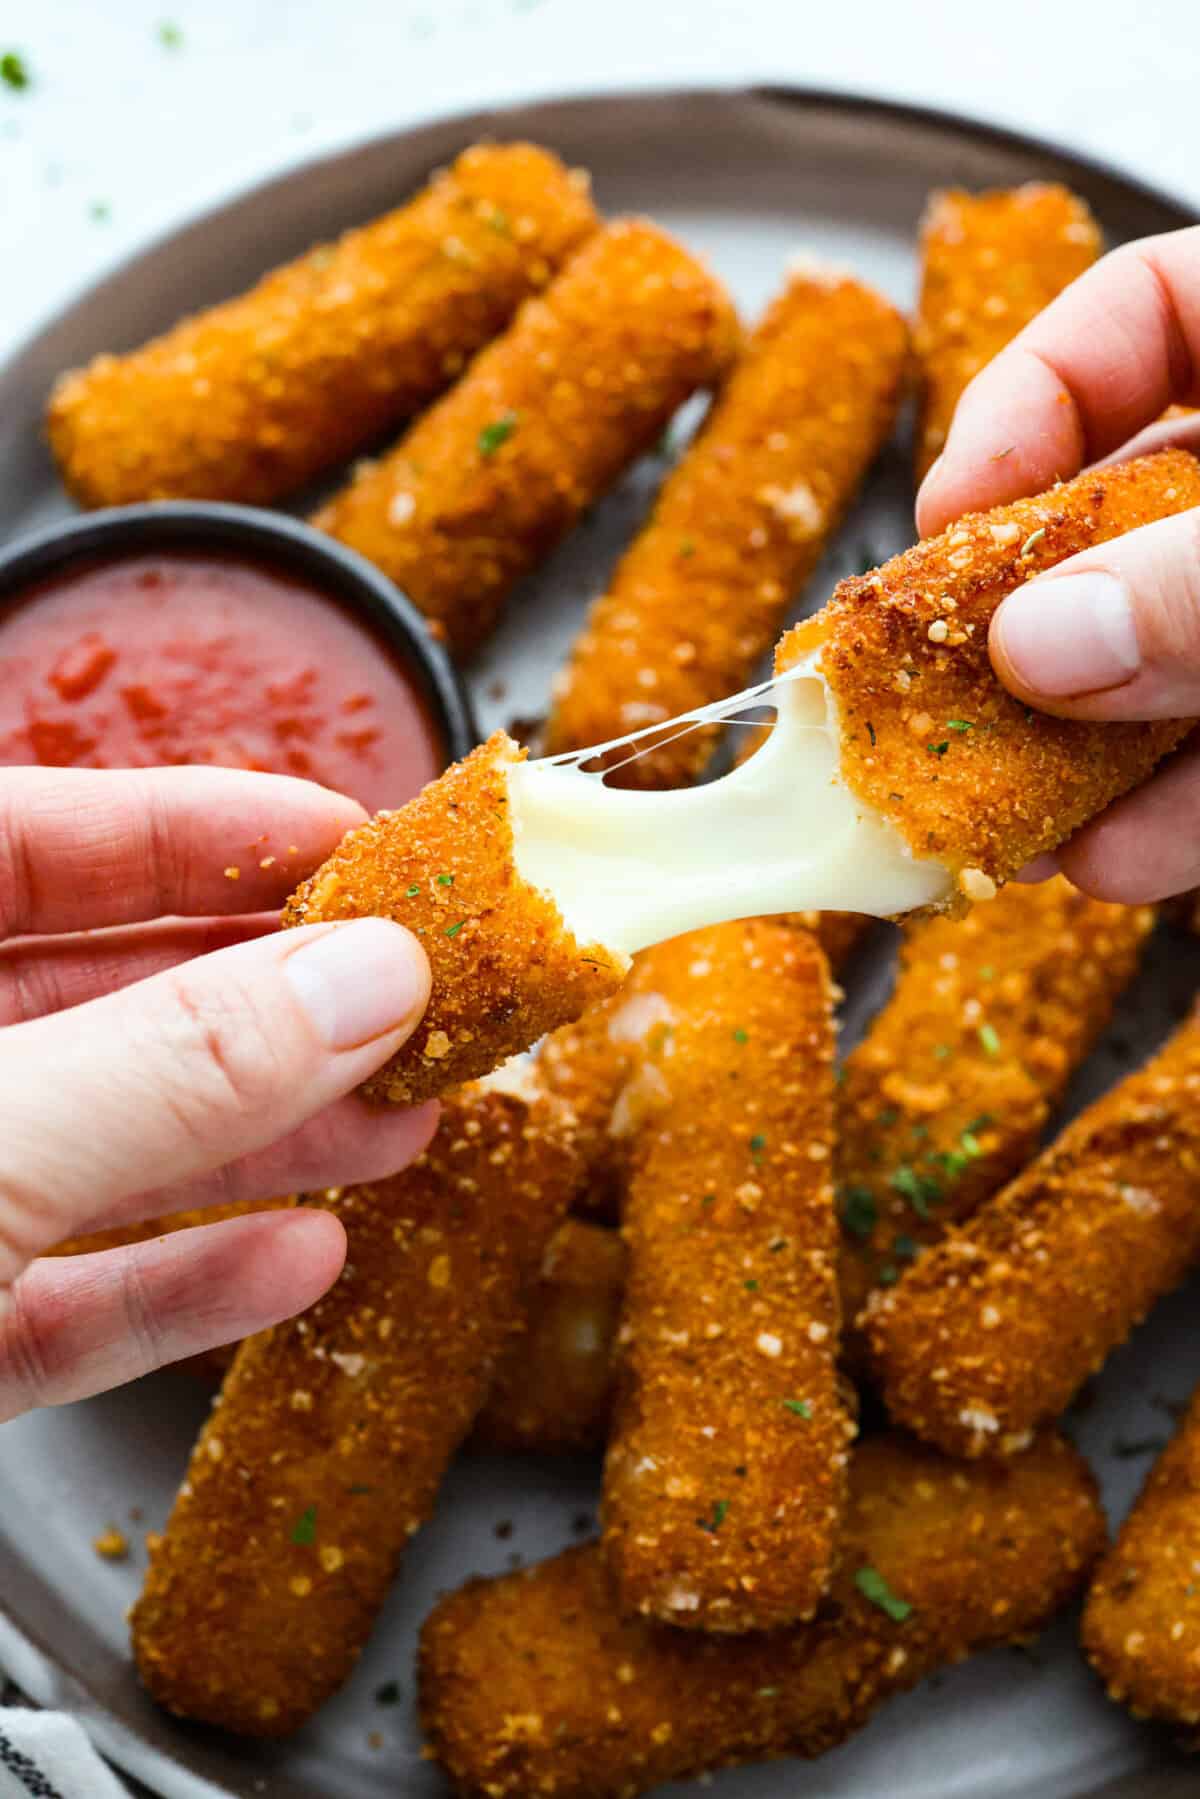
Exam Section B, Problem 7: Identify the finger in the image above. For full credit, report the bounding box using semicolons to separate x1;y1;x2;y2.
1095;407;1200;469
989;507;1200;720
0;765;367;937
917;229;1200;535
1054;735;1200;904
81;1096;440;1239
0;915;277;1026
0;1210;346;1418
0;918;430;1279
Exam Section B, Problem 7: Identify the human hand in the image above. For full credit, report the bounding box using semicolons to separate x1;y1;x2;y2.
917;225;1200;903
0;765;435;1421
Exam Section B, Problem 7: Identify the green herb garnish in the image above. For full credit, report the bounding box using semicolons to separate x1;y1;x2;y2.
1;51;29;89
478;411;519;457
892;1233;919;1262
978;1023;1001;1058
1020;527;1046;556
840;1186;878;1240
89;200;110;221
889;1164;941;1218
405;883;421;897
445;920;466;938
782;1399;812;1418
698;1499;729;1533
927;740;949;757
947;719;973;732
732;1027;749;1044
291;1504;317;1546
743;1279;759;1292
855;1565;912;1621
749;1133;767;1162
436;872;454;886
157;20;184;48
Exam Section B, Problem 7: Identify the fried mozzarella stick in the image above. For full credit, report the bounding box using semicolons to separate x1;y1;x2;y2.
545;263;908;785
285;451;1200;1107
602;920;850;1632
777;448;1200;898
420;1430;1103;1799
47;145;598;508
131;1084;583;1737
866;1005;1200;1457
913;184;1101;484
475;1218;625;1453
314;221;739;655
1082;1381;1200;1729
837;878;1153;1332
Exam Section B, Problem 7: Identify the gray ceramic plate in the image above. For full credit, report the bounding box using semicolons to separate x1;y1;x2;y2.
0;84;1198;1799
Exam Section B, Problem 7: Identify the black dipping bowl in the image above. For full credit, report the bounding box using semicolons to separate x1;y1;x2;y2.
0;501;478;769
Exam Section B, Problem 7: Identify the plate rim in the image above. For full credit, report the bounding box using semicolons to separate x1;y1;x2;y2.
1;77;1194;1799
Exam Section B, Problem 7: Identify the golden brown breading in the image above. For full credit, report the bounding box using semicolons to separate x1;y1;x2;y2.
313;220;739;656
419;1430;1103;1799
836;878;1153;1337
602;921;850;1632
474;1218;626;1453
131;1085;584;1737
778;449;1200;895
1082;1381;1200;1728
913;183;1102;484
47;144;598;508
282;733;627;1104
865;1005;1200;1457
545;262;907;784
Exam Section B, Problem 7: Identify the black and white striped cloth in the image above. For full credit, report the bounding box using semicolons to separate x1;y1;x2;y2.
0;1710;130;1799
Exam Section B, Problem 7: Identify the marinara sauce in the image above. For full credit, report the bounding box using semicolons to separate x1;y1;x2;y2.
0;552;445;808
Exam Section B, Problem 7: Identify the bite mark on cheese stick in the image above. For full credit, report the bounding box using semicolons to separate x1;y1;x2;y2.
546;260;907;784
601;920;850;1632
130;1084;584;1737
314;219;739;656
865;1003;1200;1456
836;878;1153;1341
283;733;626;1105
48;144;599;507
913;184;1102;486
419;1431;1104;1799
1082;1379;1200;1730
779;448;1200;894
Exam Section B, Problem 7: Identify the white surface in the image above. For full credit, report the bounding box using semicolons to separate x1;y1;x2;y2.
1;0;1198;365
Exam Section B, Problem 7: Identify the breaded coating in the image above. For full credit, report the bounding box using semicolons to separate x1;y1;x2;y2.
475;1218;626;1453
545;262;907;784
602;921;851;1632
419;1430;1103;1799
837;878;1153;1335
539;907;867;1223
47;144;598;508
866;1005;1200;1457
778;449;1200;895
283;733;627;1104
314;220;739;655
1083;1381;1200;1729
131;1085;584;1738
913;183;1102;483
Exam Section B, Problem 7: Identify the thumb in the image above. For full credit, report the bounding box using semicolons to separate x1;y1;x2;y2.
0;919;429;1285
990;507;1200;721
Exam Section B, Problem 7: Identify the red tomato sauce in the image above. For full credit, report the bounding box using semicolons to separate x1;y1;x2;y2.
0;552;446;810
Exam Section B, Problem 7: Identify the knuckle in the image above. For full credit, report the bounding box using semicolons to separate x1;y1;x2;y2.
117;1255;166;1374
2;1278;56;1413
162;966;292;1136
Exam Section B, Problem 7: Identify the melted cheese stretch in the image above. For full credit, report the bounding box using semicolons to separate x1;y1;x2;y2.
508;655;951;957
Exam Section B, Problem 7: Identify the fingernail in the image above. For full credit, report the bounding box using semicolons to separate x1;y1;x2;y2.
284;920;429;1051
1014;852;1061;884
996;573;1141;697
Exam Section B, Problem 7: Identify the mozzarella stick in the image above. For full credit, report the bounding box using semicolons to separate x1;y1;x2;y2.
601;920;849;1632
130;1084;583;1737
474;1218;625;1453
865;1005;1200;1457
837;878;1153;1333
913;184;1102;484
545;263;907;785
286;453;1200;1109
47;145;598;508
283;733;627;1104
419;1430;1103;1799
1082;1381;1200;1729
313;220;739;655
778;448;1200;898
